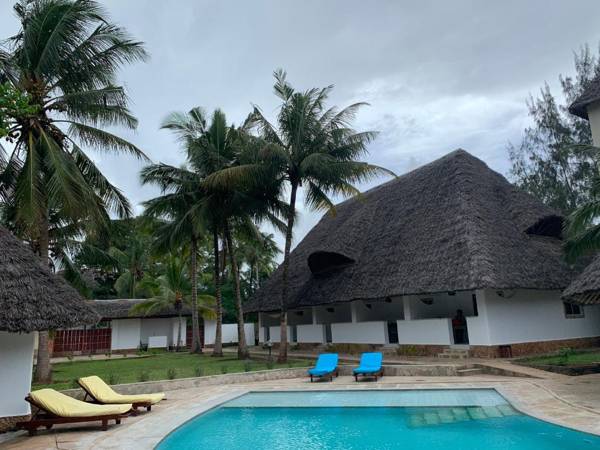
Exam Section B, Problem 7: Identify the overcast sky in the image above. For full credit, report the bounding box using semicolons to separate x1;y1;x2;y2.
2;0;600;252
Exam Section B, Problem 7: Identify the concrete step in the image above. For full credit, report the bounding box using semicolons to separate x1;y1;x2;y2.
407;404;520;428
457;368;483;376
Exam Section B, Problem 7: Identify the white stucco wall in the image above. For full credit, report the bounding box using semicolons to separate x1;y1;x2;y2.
396;318;453;345
140;318;174;346
268;325;292;343
204;321;255;345
0;332;34;418
331;321;387;344
481;289;600;345
296;324;325;343
111;318;141;350
588;102;600;147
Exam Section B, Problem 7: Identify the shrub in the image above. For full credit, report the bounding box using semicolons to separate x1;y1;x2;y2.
558;347;574;365
138;370;150;382
220;365;228;374
108;373;119;385
266;360;274;370
243;361;252;372
167;368;177;380
70;378;79;389
195;366;204;377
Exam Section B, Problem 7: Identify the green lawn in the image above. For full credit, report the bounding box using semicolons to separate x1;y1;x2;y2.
35;352;309;391
518;350;600;366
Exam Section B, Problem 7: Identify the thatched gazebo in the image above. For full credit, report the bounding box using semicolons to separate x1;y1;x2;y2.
0;226;98;430
563;256;600;305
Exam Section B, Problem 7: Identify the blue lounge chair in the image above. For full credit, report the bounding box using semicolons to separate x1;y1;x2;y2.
353;352;383;381
308;353;339;382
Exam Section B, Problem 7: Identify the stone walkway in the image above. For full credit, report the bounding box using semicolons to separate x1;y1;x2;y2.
3;372;600;450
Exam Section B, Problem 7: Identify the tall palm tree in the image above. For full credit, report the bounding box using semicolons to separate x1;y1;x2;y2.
237;231;280;294
0;0;148;381
232;70;394;362
141;164;209;354
129;256;216;351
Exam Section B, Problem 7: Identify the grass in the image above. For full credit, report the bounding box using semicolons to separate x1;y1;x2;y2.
35;351;309;391
518;350;600;366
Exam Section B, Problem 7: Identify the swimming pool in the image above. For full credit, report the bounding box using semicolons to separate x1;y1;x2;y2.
157;389;600;449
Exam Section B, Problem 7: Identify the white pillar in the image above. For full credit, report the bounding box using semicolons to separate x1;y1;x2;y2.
350;301;359;323
311;307;318;325
403;296;412;320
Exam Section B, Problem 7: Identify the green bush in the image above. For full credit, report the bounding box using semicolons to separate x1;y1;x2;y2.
138;370;150;382
266;360;274;370
220;365;228;374
167;368;177;380
243;361;252;372
195;366;204;377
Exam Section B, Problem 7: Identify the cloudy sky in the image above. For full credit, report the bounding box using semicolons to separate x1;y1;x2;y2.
2;0;600;251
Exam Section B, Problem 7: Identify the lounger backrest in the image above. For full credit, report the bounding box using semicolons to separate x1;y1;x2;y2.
79;375;118;401
360;352;383;368
316;353;338;370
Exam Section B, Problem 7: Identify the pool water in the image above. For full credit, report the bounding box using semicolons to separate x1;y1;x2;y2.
157;390;600;450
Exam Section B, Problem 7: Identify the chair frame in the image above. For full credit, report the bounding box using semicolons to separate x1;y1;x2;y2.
77;380;153;415
309;367;339;382
354;367;384;382
15;396;130;436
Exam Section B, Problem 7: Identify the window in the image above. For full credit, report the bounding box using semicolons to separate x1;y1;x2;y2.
564;302;584;318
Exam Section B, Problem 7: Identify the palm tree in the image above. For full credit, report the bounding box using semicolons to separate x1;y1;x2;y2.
0;0;148;381
565;158;600;261
141;163;209;354
110;236;149;298
243;70;394;362
129;256;216;351
237;231;280;294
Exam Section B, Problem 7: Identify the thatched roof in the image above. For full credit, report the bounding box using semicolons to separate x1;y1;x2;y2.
569;76;600;119
247;149;577;313
562;255;600;304
93;299;192;320
0;226;99;333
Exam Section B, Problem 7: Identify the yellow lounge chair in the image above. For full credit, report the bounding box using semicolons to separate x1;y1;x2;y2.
16;388;131;435
78;375;165;413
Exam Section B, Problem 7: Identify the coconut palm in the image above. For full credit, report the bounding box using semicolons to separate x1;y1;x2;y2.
0;0;148;381
220;69;394;362
565;157;600;262
237;231;280;294
129;256;216;351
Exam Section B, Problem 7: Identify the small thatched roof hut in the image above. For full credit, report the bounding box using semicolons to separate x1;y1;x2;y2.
562;255;600;304
246;149;577;313
93;299;192;320
0;226;99;333
569;75;600;119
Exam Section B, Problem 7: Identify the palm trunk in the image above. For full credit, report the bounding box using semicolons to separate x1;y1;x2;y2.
212;228;223;357
278;182;298;363
190;236;202;353
35;211;52;382
176;310;182;352
224;222;249;360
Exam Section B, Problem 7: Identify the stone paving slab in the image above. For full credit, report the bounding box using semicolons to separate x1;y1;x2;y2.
3;374;600;449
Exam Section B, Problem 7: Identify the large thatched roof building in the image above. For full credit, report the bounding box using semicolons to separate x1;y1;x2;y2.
562;256;600;305
0;226;98;428
251;150;600;358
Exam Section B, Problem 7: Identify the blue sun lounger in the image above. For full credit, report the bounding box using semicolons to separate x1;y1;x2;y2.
353;352;383;381
308;353;339;382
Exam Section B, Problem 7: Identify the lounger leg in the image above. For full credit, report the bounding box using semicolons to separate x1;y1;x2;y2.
116;419;121;425
147;405;151;412
101;419;108;431
355;374;358;382
310;375;313;383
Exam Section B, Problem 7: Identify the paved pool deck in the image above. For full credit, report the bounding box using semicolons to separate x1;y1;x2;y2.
3;370;600;450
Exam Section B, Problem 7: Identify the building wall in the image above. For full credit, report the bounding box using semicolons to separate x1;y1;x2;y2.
331;321;387;344
111;318;141;350
396;318;453;344
204;320;255;345
268;325;292;343
297;324;325;343
171;317;187;347
0;332;34;418
588;102;600;147
140;318;174;346
405;291;475;320
482;289;600;345
353;298;404;322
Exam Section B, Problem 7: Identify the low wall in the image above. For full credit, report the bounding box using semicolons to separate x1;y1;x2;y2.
331;321;387;344
59;367;309;399
396;318;453;345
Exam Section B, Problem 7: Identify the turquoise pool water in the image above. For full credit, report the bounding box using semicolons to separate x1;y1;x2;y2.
157;390;600;450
